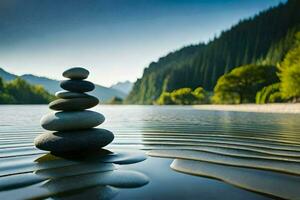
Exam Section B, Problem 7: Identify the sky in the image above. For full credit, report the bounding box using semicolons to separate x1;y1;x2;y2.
0;0;286;87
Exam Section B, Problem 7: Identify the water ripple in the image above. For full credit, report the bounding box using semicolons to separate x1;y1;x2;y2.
1;105;300;199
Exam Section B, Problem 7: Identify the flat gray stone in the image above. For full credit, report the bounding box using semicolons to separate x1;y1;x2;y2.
41;111;105;131
34;128;114;152
63;67;89;80
55;91;90;99
49;96;99;111
60;80;95;93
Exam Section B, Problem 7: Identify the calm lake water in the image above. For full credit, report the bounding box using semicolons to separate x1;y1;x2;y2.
1;105;300;199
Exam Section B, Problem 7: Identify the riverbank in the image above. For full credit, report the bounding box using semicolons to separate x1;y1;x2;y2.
193;103;300;114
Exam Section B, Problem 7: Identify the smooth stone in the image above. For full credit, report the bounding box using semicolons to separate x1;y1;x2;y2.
34;128;114;152
55;91;90;99
41;111;105;131
60;80;95;93
63;67;89;80
49;96;99;111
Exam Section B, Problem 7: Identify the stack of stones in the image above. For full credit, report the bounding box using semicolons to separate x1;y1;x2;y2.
34;67;114;154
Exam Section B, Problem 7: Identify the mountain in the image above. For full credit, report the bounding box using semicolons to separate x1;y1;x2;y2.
110;81;133;95
0;68;17;81
20;74;61;94
126;0;300;104
0;68;126;102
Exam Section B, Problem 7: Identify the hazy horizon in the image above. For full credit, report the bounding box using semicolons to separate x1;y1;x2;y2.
0;0;286;87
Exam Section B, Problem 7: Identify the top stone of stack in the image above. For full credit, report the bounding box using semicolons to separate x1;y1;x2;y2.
63;67;89;80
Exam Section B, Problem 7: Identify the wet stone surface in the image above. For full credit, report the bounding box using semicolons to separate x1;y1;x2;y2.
60;80;95;93
62;67;90;80
34;129;114;152
55;91;91;99
40;111;105;131
49;97;99;111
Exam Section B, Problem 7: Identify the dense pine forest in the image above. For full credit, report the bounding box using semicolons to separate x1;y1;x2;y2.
126;0;300;104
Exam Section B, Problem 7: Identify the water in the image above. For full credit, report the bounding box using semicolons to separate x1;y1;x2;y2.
1;105;300;199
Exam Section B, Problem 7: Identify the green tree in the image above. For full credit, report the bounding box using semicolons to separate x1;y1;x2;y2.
0;93;15;104
0;77;3;92
156;92;174;105
278;32;300;101
0;77;15;103
192;87;206;103
213;64;279;104
156;86;207;105
256;83;283;104
4;78;54;104
171;88;197;105
212;75;240;104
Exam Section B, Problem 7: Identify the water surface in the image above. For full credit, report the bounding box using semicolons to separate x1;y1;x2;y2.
1;105;300;199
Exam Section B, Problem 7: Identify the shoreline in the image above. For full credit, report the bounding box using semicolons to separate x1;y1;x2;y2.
1;103;300;114
193;103;300;114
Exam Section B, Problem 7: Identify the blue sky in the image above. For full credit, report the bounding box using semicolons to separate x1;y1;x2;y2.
0;0;286;86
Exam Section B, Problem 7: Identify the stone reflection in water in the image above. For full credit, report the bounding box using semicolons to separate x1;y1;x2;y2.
51;186;119;200
33;149;149;199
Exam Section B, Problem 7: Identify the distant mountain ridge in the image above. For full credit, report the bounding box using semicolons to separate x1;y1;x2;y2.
126;0;300;104
0;68;126;102
0;68;17;81
110;81;133;95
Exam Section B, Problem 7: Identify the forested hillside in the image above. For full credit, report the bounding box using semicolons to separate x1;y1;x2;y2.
0;77;54;104
127;0;300;104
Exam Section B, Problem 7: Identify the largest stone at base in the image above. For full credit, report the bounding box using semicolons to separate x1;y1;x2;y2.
34;128;114;153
